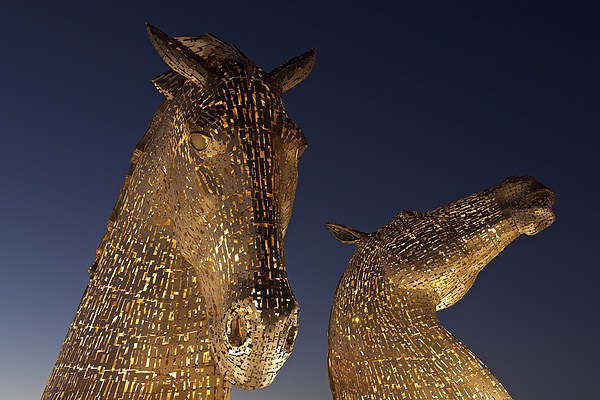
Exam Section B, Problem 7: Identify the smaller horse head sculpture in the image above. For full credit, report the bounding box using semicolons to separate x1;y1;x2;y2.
326;176;555;400
140;25;314;388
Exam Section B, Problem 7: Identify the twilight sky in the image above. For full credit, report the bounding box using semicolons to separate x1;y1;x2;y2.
1;1;598;399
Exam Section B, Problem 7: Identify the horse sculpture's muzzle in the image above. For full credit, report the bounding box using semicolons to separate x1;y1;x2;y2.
495;176;556;236
214;293;299;389
224;298;299;354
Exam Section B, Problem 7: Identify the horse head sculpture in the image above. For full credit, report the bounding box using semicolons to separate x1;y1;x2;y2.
326;176;555;400
42;25;315;399
144;25;313;388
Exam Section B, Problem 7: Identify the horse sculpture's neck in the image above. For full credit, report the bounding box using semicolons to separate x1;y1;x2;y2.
46;226;231;399
330;272;511;399
42;106;231;400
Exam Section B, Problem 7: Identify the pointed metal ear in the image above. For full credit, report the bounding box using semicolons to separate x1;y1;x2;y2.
325;222;368;244
269;48;316;93
151;70;186;99
146;23;218;85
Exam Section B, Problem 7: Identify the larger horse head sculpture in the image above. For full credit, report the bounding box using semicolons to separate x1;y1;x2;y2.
42;25;315;399
326;176;555;400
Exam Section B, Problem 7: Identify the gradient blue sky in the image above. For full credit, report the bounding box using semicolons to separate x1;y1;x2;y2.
1;1;598;399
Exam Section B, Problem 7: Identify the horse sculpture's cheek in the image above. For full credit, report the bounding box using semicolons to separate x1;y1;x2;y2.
169;200;218;265
436;274;478;310
387;262;441;297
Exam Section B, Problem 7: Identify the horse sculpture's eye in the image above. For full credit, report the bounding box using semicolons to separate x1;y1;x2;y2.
189;132;212;151
296;144;308;159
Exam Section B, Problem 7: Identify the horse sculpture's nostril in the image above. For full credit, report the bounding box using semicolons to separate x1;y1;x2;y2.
282;305;299;354
284;322;298;353
228;314;247;347
226;309;252;352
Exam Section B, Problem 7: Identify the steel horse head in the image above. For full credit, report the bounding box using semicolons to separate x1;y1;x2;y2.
42;25;315;399
144;25;314;388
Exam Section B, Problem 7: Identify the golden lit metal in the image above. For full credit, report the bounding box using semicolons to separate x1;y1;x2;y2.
42;24;315;400
326;176;555;400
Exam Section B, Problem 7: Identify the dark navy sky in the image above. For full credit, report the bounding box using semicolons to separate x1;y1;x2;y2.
1;1;598;399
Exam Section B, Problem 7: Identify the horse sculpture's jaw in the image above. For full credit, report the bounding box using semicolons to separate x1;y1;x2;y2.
327;176;555;400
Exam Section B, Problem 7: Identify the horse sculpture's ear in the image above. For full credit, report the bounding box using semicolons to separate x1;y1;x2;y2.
151;70;187;99
325;222;368;244
269;48;316;93
146;23;217;86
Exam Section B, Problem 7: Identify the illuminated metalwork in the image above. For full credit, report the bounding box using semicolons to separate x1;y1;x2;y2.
42;24;315;400
326;176;555;400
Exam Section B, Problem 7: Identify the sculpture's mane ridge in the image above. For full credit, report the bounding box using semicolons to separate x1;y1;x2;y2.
89;101;169;276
